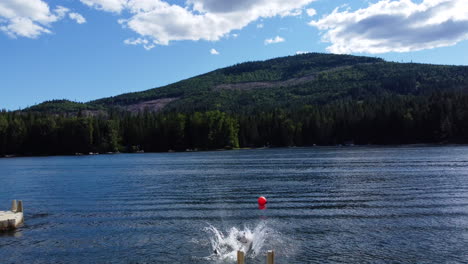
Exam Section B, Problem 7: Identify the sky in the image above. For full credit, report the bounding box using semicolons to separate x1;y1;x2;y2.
1;0;468;110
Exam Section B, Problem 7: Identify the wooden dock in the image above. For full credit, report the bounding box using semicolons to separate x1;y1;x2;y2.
0;200;24;231
237;250;275;264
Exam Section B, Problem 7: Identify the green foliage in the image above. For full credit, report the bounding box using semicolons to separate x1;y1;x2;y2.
88;53;386;107
22;53;468;115
25;99;104;113
3;53;468;156
3;90;468;157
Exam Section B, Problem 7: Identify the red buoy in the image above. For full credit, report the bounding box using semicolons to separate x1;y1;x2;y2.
258;196;267;206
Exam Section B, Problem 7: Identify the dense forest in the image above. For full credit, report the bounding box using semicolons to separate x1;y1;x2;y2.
2;91;468;156
3;53;468;157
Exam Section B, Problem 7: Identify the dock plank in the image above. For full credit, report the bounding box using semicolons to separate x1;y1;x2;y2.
0;200;24;231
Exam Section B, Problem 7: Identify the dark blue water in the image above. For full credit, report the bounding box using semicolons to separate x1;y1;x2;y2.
1;146;468;263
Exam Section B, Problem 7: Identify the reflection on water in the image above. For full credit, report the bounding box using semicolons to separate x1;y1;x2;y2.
0;146;468;263
0;229;22;238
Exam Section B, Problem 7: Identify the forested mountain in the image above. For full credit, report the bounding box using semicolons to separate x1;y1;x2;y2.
25;53;468;114
2;53;468;156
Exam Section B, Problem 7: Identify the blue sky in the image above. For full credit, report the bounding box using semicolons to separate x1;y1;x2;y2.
1;0;468;110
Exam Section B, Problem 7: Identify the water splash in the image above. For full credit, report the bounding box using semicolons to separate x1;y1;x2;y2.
203;222;271;260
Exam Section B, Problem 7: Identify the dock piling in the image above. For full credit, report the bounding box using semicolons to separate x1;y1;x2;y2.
17;200;23;213
237;250;245;264
1;200;24;231
11;200;17;212
267;250;275;264
236;250;275;264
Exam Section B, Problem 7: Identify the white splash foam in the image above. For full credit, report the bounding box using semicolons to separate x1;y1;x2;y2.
203;222;271;260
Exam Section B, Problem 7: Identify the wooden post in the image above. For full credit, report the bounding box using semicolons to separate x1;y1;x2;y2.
17;200;23;213
267;250;275;264
237;250;245;264
0;200;24;231
7;219;16;229
0;220;6;230
11;200;17;212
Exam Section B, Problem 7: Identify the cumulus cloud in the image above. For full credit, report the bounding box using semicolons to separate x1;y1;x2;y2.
296;51;310;55
55;6;70;20
81;0;315;49
310;0;468;54
0;17;51;38
124;37;155;50
0;0;68;38
210;48;219;55
69;13;86;24
306;8;316;17
187;0;309;16
80;0;127;13
265;36;285;45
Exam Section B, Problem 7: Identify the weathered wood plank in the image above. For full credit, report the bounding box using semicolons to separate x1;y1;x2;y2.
267;250;275;264
237;250;245;264
0;200;24;231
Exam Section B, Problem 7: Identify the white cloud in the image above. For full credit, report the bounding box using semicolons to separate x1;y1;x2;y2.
265;36;285;45
310;0;468;54
55;6;70;20
296;51;310;55
286;8;303;17
306;8;316;17
80;0;127;13
186;0;309;16
257;23;264;29
69;13;86;24
0;0;69;38
210;48;219;55
0;17;50;38
124;37;155;50
81;0;316;49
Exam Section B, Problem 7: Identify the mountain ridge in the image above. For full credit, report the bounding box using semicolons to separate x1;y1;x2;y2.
4;52;468;156
24;53;468;114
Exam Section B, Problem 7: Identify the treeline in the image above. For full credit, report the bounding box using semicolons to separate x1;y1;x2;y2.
0;110;239;156
2;91;468;157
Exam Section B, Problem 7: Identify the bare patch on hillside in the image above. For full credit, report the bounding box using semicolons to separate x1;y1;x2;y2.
215;64;369;91
125;97;179;113
216;74;317;90
81;110;108;117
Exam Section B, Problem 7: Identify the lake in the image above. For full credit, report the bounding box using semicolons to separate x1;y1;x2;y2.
1;146;468;263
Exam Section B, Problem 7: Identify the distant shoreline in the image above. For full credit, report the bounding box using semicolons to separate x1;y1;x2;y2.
2;143;465;159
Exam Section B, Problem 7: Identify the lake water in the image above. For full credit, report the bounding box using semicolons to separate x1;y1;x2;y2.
1;146;468;263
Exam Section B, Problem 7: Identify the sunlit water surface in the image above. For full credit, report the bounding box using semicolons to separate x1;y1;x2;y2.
1;146;468;263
